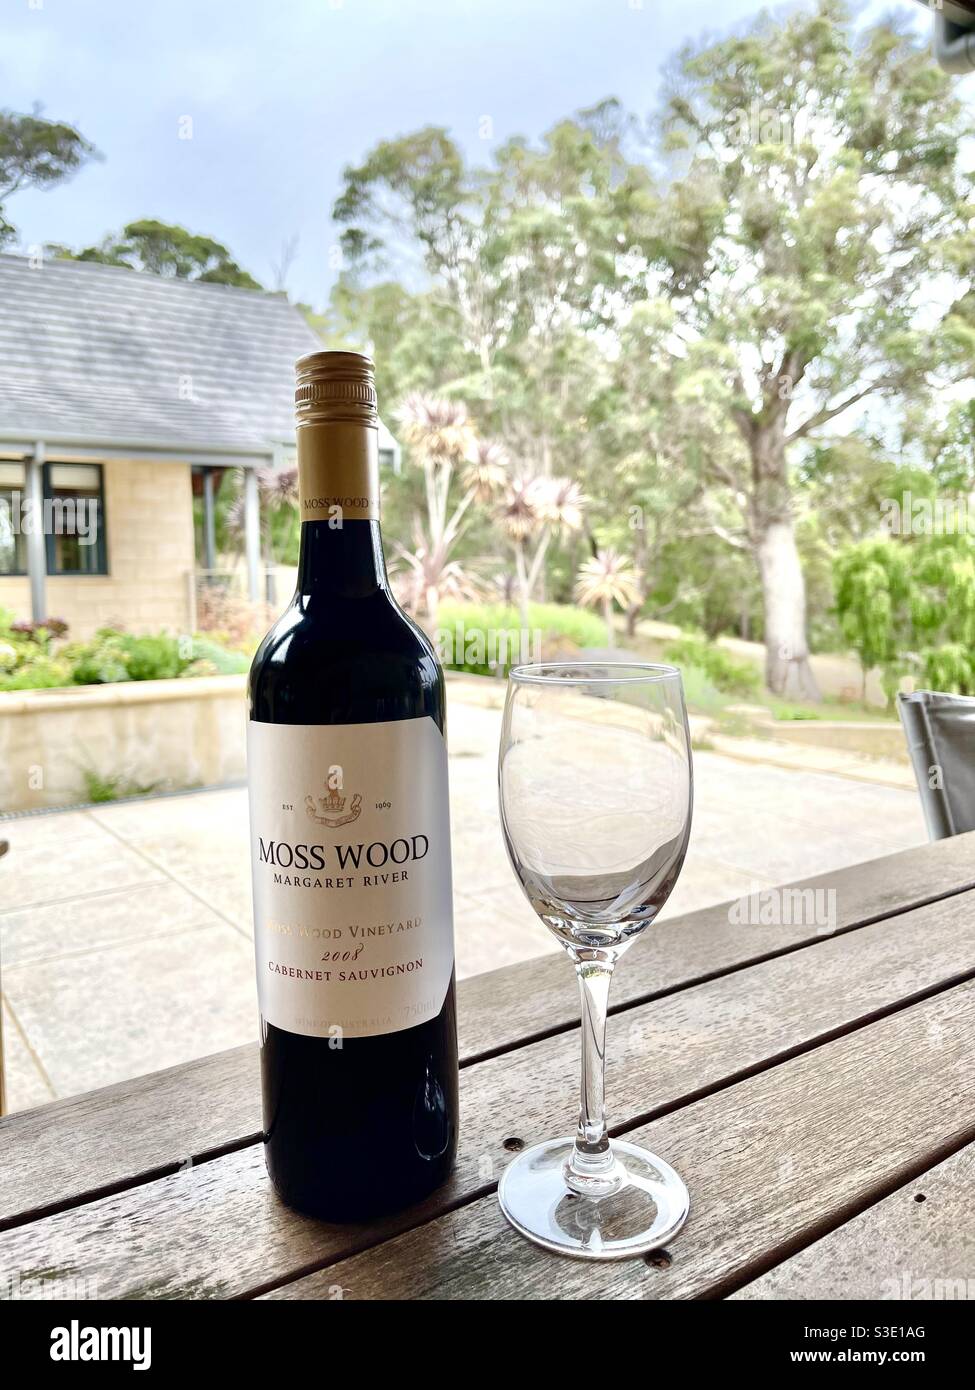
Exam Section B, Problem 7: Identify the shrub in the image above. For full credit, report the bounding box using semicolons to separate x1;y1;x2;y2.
63;630;135;685
0;655;72;691
434;602;606;676
0;617;249;691
676;663;731;717
665;635;761;698
181;636;251;677
121;634;185;682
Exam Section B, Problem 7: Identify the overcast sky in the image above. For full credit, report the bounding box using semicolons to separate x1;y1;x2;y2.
2;0;929;307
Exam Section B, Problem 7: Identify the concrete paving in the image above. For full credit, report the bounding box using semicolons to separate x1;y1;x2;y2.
0;683;927;1112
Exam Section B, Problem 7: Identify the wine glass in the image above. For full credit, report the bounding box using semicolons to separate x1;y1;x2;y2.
497;662;693;1259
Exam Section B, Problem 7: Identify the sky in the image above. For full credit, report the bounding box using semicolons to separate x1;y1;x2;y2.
1;0;931;309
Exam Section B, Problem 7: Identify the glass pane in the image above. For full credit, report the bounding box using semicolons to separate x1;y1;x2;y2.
46;464;105;574
0;487;28;574
0;462;26;486
49;463;102;489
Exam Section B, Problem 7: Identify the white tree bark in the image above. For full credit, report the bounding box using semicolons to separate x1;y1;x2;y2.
755;518;820;701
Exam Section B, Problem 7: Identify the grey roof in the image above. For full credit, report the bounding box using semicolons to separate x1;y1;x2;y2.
0;253;322;456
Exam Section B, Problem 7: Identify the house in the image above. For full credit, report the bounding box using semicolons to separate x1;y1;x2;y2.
0;254;400;639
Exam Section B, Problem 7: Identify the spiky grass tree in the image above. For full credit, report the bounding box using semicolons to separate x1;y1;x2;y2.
574;548;641;649
394;395;508;622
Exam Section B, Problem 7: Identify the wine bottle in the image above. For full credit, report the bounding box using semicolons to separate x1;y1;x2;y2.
247;350;459;1221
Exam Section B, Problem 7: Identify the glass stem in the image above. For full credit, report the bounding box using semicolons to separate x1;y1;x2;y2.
565;957;620;1196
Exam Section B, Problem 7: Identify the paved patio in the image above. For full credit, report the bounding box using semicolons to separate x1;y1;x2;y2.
0;683;927;1112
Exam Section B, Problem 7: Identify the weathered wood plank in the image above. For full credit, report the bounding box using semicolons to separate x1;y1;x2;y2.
729;1142;975;1300
458;830;975;1063
0;1045;261;1231
266;982;975;1300
2;888;974;1298
2;832;972;1229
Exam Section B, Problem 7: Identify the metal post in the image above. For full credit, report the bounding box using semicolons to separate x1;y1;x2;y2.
27;442;47;623
202;467;217;571
244;467;260;603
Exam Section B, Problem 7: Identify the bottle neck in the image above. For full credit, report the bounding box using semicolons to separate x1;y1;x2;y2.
294;420;386;600
295;518;389;600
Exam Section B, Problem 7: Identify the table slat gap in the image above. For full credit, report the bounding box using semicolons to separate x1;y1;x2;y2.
728;1140;975;1301
0;1130;263;1238
713;1129;975;1302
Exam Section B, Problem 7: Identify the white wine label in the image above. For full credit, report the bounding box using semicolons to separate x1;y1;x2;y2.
247;717;455;1039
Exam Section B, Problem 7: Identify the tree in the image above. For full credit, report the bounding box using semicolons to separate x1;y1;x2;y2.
332;109;659;475
911;532;975;694
834;530;975;700
56;219;262;288
497;475;585;629
574;548;641;648
652;0;975;697
833;538;911;703
0;108;99;245
393;394;498;622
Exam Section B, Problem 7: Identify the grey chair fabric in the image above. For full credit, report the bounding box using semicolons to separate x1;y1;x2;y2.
897;689;975;841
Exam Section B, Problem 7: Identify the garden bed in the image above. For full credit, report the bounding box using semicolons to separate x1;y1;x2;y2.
0;674;248;812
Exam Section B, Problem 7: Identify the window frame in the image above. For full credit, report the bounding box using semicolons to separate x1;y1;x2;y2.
0;459;29;577
43;461;110;577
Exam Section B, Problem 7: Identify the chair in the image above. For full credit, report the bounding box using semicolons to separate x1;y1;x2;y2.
897;690;975;841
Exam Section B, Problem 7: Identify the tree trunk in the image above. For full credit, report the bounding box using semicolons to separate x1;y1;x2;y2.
603;597;614;649
743;402;820;703
515;543;530;634
755;517;819;700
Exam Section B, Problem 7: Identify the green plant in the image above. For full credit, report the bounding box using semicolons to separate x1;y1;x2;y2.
833;539;912;704
66;629;193;685
919;642;975;696
121;634;185;682
665;636;761;698
0;616;251;692
435;601;605;676
80;768;163;804
181;637;251;676
674;663;731;718
771;703;822;722
0;655;71;691
64;630;133;685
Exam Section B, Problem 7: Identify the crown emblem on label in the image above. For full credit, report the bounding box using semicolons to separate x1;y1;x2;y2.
305;782;362;828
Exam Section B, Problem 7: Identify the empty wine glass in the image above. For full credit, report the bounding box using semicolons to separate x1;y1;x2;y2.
497;662;693;1259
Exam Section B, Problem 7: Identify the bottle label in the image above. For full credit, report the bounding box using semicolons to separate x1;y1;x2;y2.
247;717;454;1039
297;421;380;523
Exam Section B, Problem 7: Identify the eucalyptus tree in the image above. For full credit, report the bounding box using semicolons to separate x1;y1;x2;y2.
0;107;98;245
652;0;975;696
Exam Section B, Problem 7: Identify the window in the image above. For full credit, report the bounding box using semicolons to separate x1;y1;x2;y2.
0;461;28;575
44;463;108;576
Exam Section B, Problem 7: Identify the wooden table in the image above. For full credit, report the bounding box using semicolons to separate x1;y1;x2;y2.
2;833;975;1301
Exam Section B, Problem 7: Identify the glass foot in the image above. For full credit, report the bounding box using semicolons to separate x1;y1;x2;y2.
498;1136;689;1260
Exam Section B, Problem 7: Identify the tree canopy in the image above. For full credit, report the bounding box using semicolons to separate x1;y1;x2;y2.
328;0;975;697
0;108;99;246
55;218;262;288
